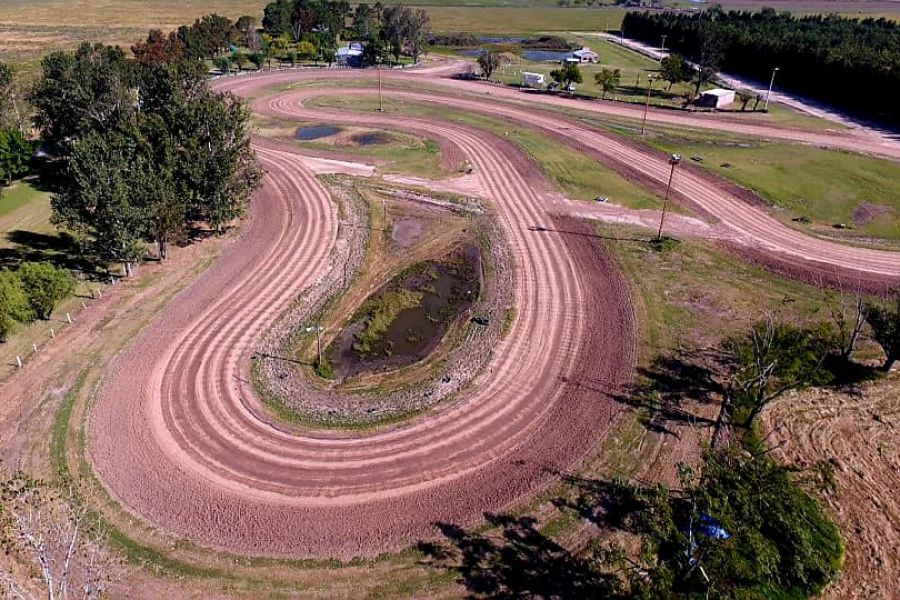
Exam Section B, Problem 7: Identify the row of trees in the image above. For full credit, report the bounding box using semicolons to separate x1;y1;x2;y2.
0;262;75;341
262;1;431;65
623;8;900;124
30;42;261;273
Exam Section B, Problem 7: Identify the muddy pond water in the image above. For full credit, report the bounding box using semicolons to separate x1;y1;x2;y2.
296;125;341;140
327;245;481;377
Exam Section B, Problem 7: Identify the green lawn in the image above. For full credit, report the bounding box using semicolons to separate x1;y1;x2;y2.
0;179;47;219
648;132;900;242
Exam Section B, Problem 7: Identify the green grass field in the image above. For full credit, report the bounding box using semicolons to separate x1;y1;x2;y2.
646;131;900;243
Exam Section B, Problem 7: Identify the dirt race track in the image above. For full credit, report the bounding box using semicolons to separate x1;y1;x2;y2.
87;66;900;559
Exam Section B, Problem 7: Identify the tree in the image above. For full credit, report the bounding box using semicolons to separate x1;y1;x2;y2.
232;51;249;71
405;8;430;64
0;61;24;131
0;128;32;186
296;40;318;61
213;56;232;74
594;67;621;99
353;3;381;39
865;289;900;371
0;270;30;342
0;474;126;598
828;287;867;362
247;51;265;70
736;89;755;111
659;53;688;90
51;127;147;274
30;43;135;150
549;62;582;91
131;29;185;66
17;261;75;320
725;317;832;425
477;50;502;80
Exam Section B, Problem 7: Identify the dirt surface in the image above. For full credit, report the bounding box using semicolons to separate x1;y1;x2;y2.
76;67;900;563
763;376;900;599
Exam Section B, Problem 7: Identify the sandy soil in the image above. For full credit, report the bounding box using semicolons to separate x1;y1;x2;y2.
763;376;900;599
77;68;900;563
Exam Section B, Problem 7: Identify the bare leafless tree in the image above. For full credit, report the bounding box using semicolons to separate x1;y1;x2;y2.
0;474;125;600
827;283;868;362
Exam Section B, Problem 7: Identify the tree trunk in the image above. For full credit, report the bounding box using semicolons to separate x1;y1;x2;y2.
883;356;896;372
157;234;168;260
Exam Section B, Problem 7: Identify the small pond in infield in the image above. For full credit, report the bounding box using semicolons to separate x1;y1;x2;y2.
326;245;481;377
352;131;392;146
296;124;341;140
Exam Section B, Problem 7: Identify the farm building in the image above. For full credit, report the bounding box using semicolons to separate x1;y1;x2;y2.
521;72;545;88
697;88;736;108
572;47;599;63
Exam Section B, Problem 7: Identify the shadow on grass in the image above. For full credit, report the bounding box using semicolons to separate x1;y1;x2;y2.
0;230;98;275
418;513;629;598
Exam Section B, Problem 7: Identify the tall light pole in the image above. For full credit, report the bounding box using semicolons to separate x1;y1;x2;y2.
764;66;779;112
660;34;667;56
640;75;655;135
656;153;681;241
378;61;384;112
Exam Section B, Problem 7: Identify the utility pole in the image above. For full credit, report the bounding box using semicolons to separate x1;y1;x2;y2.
640;75;655;135
657;154;681;241
378;62;384;112
660;34;667;56
764;66;779;112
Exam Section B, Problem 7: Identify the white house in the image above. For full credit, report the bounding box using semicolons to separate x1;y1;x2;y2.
521;72;545;88
698;88;736;108
337;42;364;67
571;47;599;63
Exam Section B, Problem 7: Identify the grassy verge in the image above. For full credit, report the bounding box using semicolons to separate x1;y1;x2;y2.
644;131;900;243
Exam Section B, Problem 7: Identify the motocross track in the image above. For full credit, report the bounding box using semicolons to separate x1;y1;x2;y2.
87;67;900;558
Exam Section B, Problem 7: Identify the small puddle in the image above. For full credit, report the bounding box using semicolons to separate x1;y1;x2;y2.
352;131;391;146
297;125;341;141
328;245;481;377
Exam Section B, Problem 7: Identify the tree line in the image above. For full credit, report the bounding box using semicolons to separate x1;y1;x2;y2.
30;43;261;274
623;8;900;124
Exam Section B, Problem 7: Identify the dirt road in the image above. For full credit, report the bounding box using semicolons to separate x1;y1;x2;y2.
85;68;899;558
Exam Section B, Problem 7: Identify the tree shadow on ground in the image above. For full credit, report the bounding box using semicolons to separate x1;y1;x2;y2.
0;230;97;275
610;350;726;438
418;513;630;599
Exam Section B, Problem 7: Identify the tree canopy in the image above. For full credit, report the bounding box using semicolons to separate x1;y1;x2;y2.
623;8;900;124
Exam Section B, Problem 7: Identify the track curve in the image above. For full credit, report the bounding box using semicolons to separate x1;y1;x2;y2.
87;67;900;559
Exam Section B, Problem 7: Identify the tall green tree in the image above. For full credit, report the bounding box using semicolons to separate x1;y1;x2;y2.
0;128;32;186
51;126;148;274
594;67;621;99
549;62;582;90
17;262;75;320
659;53;688;91
865;290;900;371
30;43;135;150
0;269;30;342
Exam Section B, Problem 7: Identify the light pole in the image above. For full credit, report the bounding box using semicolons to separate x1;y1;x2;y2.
660;34;667;56
378;61;384;112
640;75;655;135
764;66;779;112
656;153;681;241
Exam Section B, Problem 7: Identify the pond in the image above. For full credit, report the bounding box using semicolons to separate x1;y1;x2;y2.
327;245;481;377
352;131;392;146
476;36;527;44
522;50;573;62
296;125;341;141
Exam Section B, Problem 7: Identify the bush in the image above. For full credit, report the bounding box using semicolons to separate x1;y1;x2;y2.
17;261;75;320
0;270;30;341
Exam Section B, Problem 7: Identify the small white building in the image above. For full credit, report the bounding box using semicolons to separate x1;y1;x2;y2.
698;88;736;108
336;42;364;66
521;71;545;88
571;47;599;63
